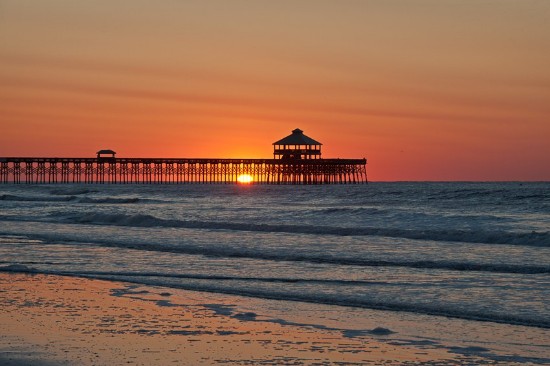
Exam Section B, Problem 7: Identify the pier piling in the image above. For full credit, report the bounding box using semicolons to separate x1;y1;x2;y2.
0;158;367;184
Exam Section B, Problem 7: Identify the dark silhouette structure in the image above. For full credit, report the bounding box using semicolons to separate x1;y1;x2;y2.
96;149;116;159
0;129;367;184
273;129;322;160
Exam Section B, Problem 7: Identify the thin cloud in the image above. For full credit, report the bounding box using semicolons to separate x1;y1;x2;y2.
1;75;518;125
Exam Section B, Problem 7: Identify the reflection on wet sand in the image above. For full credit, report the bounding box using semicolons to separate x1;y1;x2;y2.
0;273;496;365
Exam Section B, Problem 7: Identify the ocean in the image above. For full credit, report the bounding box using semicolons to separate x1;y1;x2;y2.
1;182;549;363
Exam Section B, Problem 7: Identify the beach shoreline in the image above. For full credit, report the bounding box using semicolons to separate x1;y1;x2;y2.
0;272;511;365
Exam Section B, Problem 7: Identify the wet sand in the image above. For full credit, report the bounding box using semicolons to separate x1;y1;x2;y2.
0;273;501;365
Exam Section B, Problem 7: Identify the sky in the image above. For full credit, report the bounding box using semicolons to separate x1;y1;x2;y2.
1;0;549;181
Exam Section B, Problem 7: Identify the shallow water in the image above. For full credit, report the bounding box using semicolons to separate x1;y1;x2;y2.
1;182;549;362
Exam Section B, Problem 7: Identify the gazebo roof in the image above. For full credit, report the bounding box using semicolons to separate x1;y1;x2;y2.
273;129;322;146
97;149;116;154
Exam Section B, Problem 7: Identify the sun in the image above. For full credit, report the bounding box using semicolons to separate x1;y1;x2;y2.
237;174;253;184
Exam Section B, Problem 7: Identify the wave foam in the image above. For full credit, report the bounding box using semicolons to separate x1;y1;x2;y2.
1;194;141;204
2;266;546;329
50;188;97;195
77;197;141;204
6;230;548;274
62;212;550;247
1;194;76;202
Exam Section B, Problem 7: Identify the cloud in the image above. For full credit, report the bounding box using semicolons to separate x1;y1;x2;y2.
2;74;514;126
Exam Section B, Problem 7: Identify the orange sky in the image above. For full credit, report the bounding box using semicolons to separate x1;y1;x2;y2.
1;0;549;181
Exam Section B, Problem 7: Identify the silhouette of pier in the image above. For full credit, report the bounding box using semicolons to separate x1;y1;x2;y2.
0;157;366;184
0;129;367;184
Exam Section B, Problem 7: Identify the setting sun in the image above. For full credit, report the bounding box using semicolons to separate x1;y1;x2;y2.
237;174;253;184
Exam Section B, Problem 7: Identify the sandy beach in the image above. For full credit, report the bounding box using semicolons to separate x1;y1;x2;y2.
0;272;507;365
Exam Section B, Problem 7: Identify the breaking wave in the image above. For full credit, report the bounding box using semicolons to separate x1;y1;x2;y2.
60;212;550;247
1;194;77;202
77;197;141;204
1;265;548;329
0;194;143;204
318;207;386;215
3;230;549;274
49;188;97;195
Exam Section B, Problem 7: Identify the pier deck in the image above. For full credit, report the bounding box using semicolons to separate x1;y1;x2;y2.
0;157;367;184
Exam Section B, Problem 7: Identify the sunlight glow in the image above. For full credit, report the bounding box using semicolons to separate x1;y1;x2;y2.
237;174;253;184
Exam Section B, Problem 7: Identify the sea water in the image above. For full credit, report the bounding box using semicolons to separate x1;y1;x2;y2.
1;182;549;363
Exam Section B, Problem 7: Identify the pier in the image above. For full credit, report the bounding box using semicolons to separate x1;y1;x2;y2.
0;158;366;184
0;129;367;184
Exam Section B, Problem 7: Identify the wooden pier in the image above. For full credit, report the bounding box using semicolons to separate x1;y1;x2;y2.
0;157;367;184
0;129;367;184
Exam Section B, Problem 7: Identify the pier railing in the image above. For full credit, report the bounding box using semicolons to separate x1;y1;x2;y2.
0;157;367;184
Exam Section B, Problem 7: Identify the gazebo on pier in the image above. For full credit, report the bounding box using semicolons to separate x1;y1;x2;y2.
273;128;322;160
96;149;116;161
97;149;116;158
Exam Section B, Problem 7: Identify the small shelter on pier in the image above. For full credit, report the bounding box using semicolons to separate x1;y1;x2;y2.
273;128;322;160
96;149;116;160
